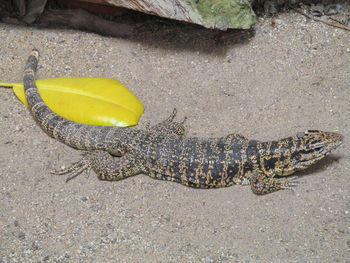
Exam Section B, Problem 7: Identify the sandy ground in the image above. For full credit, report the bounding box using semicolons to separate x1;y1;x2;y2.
0;11;349;263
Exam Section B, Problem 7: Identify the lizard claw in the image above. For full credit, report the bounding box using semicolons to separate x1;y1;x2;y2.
51;154;91;182
280;176;300;192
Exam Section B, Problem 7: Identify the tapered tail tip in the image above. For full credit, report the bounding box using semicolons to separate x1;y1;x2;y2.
31;49;39;58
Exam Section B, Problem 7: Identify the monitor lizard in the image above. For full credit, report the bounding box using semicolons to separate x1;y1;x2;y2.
22;49;343;195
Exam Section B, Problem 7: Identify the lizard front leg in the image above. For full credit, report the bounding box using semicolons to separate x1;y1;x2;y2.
249;171;299;195
149;108;187;135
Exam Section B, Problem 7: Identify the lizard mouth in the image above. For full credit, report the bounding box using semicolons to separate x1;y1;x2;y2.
314;136;343;155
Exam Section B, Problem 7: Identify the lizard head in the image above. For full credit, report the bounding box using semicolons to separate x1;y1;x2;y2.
264;130;343;176
290;130;342;168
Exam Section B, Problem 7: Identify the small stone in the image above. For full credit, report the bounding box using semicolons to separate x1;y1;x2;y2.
33;139;41;146
18;231;25;240
31;241;39;251
324;4;340;15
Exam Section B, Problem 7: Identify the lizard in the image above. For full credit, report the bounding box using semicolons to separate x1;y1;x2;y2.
22;49;343;195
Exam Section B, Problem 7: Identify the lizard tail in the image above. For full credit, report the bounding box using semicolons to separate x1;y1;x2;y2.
23;49;116;151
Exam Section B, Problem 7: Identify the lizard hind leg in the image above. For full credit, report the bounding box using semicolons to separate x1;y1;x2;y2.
250;171;299;195
52;151;145;182
90;151;145;181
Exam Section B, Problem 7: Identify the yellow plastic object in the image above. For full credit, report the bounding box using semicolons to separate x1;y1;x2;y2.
0;77;143;127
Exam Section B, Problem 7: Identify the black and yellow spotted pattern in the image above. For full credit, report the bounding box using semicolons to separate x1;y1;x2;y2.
23;50;343;195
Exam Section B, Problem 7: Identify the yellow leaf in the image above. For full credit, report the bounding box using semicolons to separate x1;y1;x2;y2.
0;77;144;127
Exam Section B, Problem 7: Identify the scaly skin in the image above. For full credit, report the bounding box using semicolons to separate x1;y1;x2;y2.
23;50;343;195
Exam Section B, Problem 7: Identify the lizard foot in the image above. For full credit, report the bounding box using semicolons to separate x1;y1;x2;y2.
51;152;91;182
279;176;301;193
149;108;187;136
250;172;300;195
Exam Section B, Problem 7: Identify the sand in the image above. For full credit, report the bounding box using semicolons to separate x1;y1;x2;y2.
0;11;349;262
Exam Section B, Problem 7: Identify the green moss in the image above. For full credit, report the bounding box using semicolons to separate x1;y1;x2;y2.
186;0;256;29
